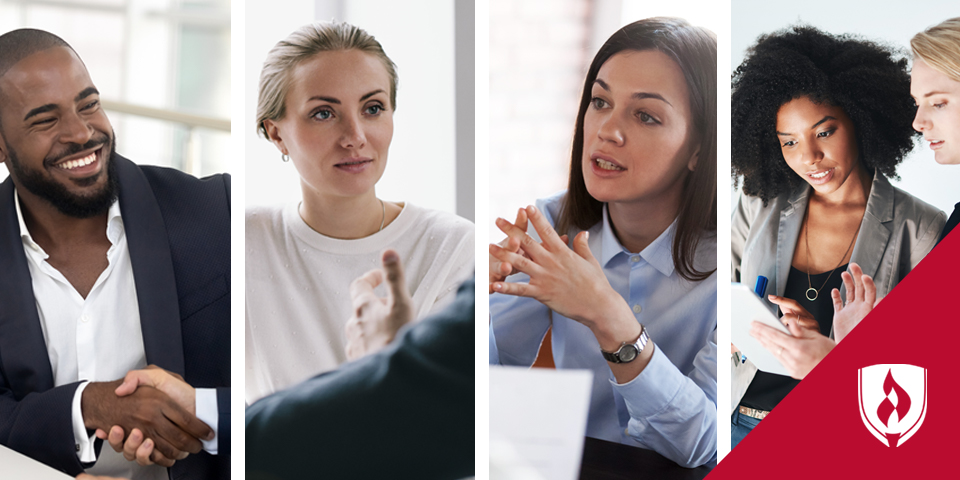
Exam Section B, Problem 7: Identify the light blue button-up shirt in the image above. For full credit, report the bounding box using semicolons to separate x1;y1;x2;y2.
490;192;717;467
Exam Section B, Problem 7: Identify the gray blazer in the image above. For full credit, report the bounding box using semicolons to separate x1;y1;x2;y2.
730;171;945;411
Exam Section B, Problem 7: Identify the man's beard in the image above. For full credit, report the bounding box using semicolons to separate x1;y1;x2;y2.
6;134;119;219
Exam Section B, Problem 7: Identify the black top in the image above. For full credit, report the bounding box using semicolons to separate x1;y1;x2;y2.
939;202;960;244
740;264;845;412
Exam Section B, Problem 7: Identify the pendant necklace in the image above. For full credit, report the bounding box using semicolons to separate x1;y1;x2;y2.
803;207;859;301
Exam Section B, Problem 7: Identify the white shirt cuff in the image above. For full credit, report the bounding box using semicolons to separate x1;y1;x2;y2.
195;388;218;454
72;381;98;463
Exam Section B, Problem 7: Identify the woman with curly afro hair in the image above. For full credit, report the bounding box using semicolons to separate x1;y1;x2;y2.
729;25;946;449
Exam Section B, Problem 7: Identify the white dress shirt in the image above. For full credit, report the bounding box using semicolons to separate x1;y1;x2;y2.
16;190;218;480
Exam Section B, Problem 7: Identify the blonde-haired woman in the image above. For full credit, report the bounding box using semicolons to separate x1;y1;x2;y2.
912;17;960;241
245;22;474;403
830;16;960;329
815;18;960;357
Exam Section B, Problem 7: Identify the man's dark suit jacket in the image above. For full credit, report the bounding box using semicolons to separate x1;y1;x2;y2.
0;154;230;478
245;278;476;480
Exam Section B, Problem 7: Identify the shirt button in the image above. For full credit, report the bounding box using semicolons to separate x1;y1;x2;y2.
80;315;90;323
633;304;642;314
631;255;640;263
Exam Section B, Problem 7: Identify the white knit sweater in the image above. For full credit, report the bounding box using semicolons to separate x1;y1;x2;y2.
245;202;474;403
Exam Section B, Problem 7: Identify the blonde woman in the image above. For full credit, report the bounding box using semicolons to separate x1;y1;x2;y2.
244;22;474;403
912;17;960;241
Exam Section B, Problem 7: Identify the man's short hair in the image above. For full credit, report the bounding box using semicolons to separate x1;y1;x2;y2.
0;29;75;131
0;28;74;80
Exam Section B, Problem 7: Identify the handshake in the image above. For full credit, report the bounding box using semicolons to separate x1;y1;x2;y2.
81;365;213;468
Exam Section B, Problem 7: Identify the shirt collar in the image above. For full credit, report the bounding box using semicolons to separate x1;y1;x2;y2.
599;203;677;277
15;186;124;254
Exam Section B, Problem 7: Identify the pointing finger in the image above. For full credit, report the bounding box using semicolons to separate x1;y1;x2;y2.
768;295;804;315
381;249;411;311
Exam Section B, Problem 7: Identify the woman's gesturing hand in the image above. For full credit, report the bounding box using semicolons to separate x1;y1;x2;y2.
488;208;527;294
489;205;626;332
749;315;835;380
767;295;820;333
832;262;879;342
489;207;567;294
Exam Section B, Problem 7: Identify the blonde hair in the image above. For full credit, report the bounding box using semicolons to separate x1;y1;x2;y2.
256;21;398;138
911;17;960;82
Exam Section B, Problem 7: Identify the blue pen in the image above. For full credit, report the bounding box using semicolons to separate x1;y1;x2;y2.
754;275;768;298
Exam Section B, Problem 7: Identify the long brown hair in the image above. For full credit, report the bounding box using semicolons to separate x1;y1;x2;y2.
556;17;717;282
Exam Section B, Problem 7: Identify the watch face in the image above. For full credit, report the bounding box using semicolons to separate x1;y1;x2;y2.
619;345;638;362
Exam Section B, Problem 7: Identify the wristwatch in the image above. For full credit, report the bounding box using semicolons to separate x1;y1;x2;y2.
600;327;649;364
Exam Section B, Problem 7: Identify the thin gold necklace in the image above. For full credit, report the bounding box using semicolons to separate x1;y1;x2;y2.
377;198;385;232
803;206;859;301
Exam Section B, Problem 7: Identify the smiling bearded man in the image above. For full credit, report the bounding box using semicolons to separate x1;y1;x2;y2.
0;29;230;480
3;132;119;218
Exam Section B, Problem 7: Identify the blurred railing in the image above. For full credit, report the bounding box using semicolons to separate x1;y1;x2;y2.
102;100;230;176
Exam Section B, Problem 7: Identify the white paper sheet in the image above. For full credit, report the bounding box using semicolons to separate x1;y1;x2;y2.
0;444;72;479
731;283;792;376
489;366;593;480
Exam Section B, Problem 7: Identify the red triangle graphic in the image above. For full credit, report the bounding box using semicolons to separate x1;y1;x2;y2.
710;229;960;478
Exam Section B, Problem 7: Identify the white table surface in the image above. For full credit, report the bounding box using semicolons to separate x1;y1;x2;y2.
0;443;72;479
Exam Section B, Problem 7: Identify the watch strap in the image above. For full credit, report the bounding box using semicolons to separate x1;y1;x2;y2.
600;326;649;364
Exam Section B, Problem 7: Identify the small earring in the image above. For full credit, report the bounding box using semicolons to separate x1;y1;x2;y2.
281;154;290;162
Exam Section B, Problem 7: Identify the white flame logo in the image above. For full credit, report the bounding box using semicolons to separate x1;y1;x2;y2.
858;364;927;447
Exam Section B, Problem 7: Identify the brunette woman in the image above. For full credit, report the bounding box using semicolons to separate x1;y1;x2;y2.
490;17;718;467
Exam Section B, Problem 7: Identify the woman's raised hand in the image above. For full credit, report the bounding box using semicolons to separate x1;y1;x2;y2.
489;205;625;330
832;262;879;342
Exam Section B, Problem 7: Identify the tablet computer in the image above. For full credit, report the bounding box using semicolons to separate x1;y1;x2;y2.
731;283;791;376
